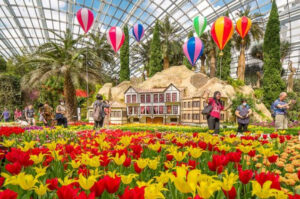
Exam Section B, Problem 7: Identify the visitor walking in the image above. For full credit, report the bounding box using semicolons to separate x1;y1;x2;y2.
235;99;252;133
25;105;36;126
55;99;68;128
93;94;110;129
14;108;22;121
43;102;53;126
273;92;294;130
1;108;10;122
204;91;224;134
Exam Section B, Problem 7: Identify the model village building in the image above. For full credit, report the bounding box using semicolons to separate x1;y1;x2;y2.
93;83;229;125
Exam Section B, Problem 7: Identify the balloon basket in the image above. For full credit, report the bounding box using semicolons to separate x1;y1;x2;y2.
219;51;224;56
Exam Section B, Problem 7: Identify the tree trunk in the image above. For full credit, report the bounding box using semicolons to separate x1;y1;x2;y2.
163;56;169;70
200;55;206;74
64;70;77;121
237;42;246;82
209;49;216;77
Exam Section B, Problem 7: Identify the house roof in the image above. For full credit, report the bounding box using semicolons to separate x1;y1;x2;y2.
110;101;126;108
125;83;184;94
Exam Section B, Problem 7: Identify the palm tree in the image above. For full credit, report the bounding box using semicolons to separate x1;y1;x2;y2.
158;16;182;69
131;40;151;79
22;29;105;121
201;32;217;77
234;6;264;82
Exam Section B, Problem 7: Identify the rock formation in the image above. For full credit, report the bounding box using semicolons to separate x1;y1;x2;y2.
98;65;272;122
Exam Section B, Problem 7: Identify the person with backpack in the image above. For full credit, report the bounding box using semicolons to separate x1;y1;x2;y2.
55;99;68;128
273;92;294;130
25;105;36;126
235;99;252;133
93;94;110;129
204;91;224;134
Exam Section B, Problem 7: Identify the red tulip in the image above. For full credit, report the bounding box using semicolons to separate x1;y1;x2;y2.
123;157;131;167
188;160;198;170
226;152;241;163
134;162;143;174
166;154;174;161
289;194;300;199
188;195;203;199
5;162;22;175
100;155;110;167
75;192;95;199
248;150;256;157
208;154;228;173
104;175;121;194
90;178;105;197
119;186;145;199
255;172;281;190
298;170;300;181
239;169;253;184
0;189;18;199
222;186;236;199
267;155;278;163
57;185;79;199
0;177;4;187
46;178;59;190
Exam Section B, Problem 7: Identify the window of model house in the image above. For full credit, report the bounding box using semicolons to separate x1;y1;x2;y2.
173;105;178;114
146;106;151;114
172;93;177;102
154;94;158;103
166;93;171;102
159;94;164;102
110;111;121;117
167;105;172;114
153;106;158;114
132;95;137;103
134;107;138;114
140;106;145;114
170;118;177;122
187;114;190;119
141;95;145;103
146;94;151;103
188;102;191;107
126;95;131;103
128;107;132;114
159;106;164;114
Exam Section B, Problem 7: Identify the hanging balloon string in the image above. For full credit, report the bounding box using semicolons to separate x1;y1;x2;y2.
219;51;223;79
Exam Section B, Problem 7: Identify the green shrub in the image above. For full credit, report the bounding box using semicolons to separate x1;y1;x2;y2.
227;77;245;89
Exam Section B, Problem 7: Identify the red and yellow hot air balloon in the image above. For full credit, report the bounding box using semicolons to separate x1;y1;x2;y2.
236;16;252;39
211;16;234;52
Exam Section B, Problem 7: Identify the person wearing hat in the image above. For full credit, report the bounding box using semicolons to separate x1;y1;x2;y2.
55;99;68;128
235;99;252;133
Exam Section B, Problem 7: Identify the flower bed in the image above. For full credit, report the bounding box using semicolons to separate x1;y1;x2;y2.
0;126;299;198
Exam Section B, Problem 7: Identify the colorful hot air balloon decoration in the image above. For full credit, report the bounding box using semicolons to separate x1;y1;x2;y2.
132;24;144;42
211;16;234;55
236;16;252;42
107;26;125;53
76;8;94;33
182;37;204;66
194;16;207;37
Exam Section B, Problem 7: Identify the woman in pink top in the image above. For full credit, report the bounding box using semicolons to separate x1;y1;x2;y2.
14;108;22;121
205;91;224;134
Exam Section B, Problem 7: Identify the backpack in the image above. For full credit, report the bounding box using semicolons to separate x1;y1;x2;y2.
93;102;103;122
270;101;276;118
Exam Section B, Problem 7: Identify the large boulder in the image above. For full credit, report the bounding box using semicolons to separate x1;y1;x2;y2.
98;65;272;121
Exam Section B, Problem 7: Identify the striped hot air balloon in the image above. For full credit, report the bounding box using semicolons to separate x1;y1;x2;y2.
182;37;204;66
194;16;207;37
132;24;144;42
236;16;252;39
76;8;94;33
211;16;234;51
107;26;125;53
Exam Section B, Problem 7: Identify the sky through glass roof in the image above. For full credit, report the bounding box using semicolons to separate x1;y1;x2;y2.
0;0;299;78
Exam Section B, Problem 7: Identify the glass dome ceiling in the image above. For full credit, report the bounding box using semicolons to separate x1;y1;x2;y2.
0;0;299;78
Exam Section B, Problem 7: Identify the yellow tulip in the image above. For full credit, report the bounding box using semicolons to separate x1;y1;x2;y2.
51;151;63;161
144;183;167;199
148;142;161;152
154;171;172;184
20;141;36;151
237;144;253;154
78;174;97;190
112;153;126;166
173;166;200;194
251;180;277;198
137;179;154;188
121;174;138;184
70;160;81;169
33;166;47;178
0;139;15;147
34;183;48;196
197;174;221;199
17;173;38;190
30;153;45;164
58;176;74;186
119;136;132;147
187;147;205;159
44;142;57;151
164;161;173;169
87;156;101;168
135;158;148;169
221;170;238;191
172;151;187;162
148;158;160;170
